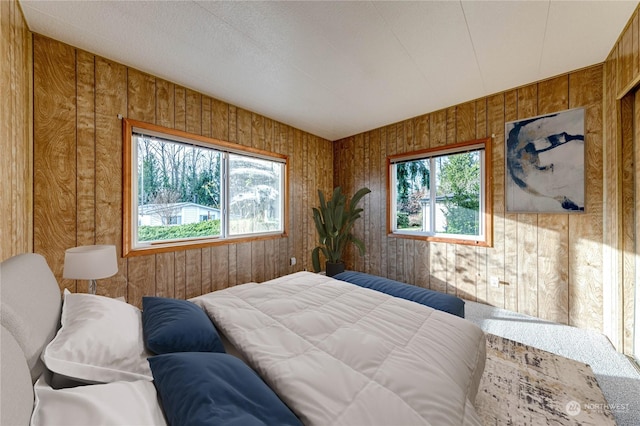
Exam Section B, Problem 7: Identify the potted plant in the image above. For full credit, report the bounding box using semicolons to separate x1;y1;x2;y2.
311;186;371;276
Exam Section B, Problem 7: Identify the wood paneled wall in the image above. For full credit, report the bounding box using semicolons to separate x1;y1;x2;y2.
0;0;32;262
33;35;333;307
603;3;640;354
18;1;640;351
334;66;604;332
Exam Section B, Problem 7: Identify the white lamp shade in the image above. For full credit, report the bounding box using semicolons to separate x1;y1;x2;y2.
63;245;118;280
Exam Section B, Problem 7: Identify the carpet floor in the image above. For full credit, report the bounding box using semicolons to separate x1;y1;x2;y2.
465;300;640;426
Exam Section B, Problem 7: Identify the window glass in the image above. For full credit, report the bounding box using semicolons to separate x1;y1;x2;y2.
395;159;430;233
388;138;491;246
124;119;287;256
135;134;222;243
434;151;481;236
228;154;284;236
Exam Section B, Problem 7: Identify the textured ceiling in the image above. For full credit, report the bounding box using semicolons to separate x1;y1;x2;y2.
20;0;638;140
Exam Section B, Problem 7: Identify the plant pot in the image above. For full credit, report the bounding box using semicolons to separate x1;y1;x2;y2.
325;261;345;277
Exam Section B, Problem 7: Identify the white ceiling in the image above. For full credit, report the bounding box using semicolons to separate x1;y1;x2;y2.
20;0;638;141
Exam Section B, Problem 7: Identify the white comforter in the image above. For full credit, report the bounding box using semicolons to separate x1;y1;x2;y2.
192;272;486;426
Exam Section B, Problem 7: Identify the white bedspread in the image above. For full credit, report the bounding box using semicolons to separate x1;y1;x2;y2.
191;272;486;426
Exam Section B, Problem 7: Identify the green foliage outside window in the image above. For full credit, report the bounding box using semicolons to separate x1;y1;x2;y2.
138;220;221;242
438;152;480;235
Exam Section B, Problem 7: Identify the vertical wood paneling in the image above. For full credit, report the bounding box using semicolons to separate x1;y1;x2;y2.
455;101;477;300
1;0;33;262
1;0;12;260
236;242;252;284
127;69;155;122
26;9;636;344
301;134;310;267
332;62;610;336
634;88;640;355
503;90;519;313
202;96;211;138
353;133;365;272
428;110;447;293
285;125;295;274
252;113;265;150
264;239;276;281
185;249;202;299
456;101;476;143
362;132;371;273
379;127;388;280
76;50;96;258
227;241;238;286
156;79;174;128
31;36;332;304
251;240;265;283
34;36;77;291
602;7;640;357
292;129;304;272
603;47;623;349
487;93;506;307
128;256;155;308
264;118;274;153
95;57;127;298
515;84;538;317
475;98;488;304
154;78;175;300
211;245;229;291
126;68;156;302
174;86;186;131
201;247;212;294
368;130;382;277
228;105;237;143
537;75;570;324
634;12;640;79
622;95;636;351
395;126;406;283
445;107;456;146
570;68;605;331
237;108;251;147
186;89;201;135
211;99;228;141
619;15;635;94
386;125;398;280
174;250;186;299
155;253;175;298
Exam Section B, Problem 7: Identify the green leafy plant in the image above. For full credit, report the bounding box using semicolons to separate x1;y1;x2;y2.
311;186;371;273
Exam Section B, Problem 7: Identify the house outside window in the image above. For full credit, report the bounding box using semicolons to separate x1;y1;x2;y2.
123;119;287;256
388;138;492;247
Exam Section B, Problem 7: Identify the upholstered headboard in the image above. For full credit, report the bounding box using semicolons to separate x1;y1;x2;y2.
0;253;62;424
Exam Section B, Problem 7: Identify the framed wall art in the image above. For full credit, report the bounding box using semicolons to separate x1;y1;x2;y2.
505;107;585;213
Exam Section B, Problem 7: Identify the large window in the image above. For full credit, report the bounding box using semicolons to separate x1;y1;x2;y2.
123;119;287;256
388;138;492;246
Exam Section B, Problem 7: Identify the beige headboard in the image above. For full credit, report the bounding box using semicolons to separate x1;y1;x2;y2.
0;253;62;425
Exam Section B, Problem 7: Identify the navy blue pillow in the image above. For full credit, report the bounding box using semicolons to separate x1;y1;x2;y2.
149;352;302;426
142;297;225;354
333;271;465;318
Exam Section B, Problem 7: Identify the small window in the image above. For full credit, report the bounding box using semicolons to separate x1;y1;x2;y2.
123;119;287;256
387;138;492;246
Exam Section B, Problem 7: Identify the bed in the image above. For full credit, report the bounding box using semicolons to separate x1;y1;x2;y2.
1;253;486;425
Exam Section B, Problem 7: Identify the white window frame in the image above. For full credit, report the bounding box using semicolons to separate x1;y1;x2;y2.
387;138;492;247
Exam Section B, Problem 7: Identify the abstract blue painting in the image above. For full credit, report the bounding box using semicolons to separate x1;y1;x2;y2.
505;108;585;213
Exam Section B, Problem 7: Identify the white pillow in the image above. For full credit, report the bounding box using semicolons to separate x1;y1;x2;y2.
31;374;167;426
42;291;153;383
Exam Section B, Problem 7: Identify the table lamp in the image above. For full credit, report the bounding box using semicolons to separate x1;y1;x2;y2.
63;245;118;294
